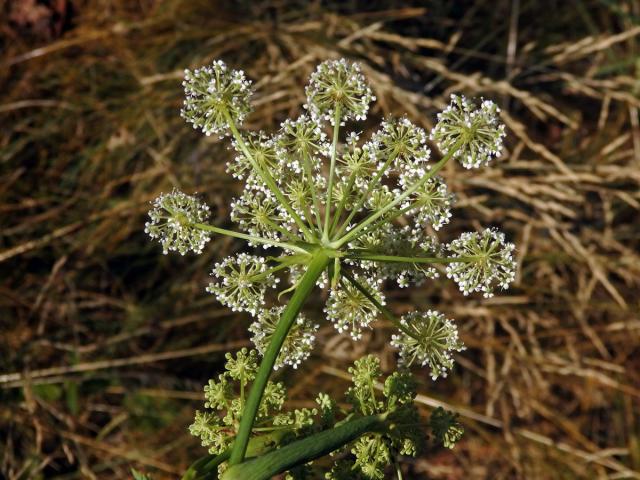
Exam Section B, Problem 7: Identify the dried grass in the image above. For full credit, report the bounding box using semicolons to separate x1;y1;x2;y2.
1;0;639;478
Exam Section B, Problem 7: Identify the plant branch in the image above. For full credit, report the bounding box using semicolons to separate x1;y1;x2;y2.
224;110;314;240
222;413;388;480
323;105;342;239
333;139;463;248
334;151;398;238
344;253;480;264
191;223;309;254
228;250;331;465
342;271;414;338
301;150;324;232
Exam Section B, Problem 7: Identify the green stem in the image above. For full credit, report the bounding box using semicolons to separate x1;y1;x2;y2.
344;253;480;264
224;110;314;241
191;222;309;255
181;450;230;480
328;167;357;236
301;150;324;231
222;413;388;480
333;139;463;248
342;271;414;338
334;151;398;239
228;250;331;465
395;460;404;480
261;216;301;243
351;201;416;240
323;105;342;239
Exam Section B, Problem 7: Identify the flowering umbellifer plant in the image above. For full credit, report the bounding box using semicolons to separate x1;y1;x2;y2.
145;58;515;480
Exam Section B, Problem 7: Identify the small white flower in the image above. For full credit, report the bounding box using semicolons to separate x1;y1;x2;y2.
325;275;384;340
305;59;375;124
250;306;318;370
145;189;211;255
391;310;465;380
181;60;252;137
400;175;454;231
446;228;516;297
430;94;505;169
371;117;431;174
206;253;279;315
231;189;288;242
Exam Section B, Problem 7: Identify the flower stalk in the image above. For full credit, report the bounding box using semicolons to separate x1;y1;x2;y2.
191;223;310;254
223;413;389;480
228;249;330;465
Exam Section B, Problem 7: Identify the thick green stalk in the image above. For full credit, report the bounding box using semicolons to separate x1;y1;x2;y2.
222;413;388;480
191;223;309;254
333;139;464;248
182;428;293;480
228;250;331;465
181;451;230;480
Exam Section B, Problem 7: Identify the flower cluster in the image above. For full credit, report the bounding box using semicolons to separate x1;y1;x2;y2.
249;306;318;370
206;254;279;315
446;228;517;297
148;57;515;426
305;59;375;123
371;117;431;169
325;355;462;479
189;349;316;470
144;189;211;255
430;94;506;169
325;276;385;340
401;175;453;230
181;60;252;137
230;189;288;242
429;407;464;449
322;355;422;479
391;310;465;380
142;56;523;480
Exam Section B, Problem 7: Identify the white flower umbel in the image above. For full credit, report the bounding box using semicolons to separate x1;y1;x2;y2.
227;132;279;181
145;189;211;255
446;228;516;298
371;117;431;172
148;58;516;382
325;275;385;340
278;115;329;159
249;306;318;370
400;174;453;231
430;94;505;169
231;189;288;242
206;253;278;315
391;311;465;380
305;59;375;124
181;60;252;137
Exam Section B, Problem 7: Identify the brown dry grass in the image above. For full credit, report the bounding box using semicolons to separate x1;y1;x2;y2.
1;1;639;479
